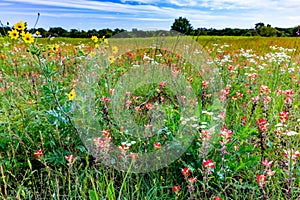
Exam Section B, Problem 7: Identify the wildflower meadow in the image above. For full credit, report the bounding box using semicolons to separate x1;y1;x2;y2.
0;21;300;200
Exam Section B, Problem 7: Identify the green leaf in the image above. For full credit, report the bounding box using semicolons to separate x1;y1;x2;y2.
88;189;99;200
106;182;116;200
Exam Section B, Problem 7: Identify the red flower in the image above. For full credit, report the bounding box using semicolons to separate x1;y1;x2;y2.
214;196;222;200
172;185;181;195
279;111;289;124
283;149;300;162
101;96;111;102
260;85;270;94
256;119;269;132
236;91;243;98
256;174;266;186
218;127;233;145
203;159;215;168
202;80;209;87
262;159;273;167
187;76;193;82
109;88;115;95
227;65;234;71
188;177;197;184
33;149;44;159
242;116;247;125
118;142;130;152
145;103;152;110
154;142;161;150
158;81;166;88
181;167;191;177
65;155;75;163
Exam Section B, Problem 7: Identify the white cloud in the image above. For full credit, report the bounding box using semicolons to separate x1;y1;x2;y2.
2;0;209;18
1;0;300;30
121;0;197;6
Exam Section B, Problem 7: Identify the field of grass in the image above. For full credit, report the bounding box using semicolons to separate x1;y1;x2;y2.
0;26;300;200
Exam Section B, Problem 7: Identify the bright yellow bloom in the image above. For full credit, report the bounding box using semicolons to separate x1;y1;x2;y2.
23;32;34;44
103;38;108;45
102;36;108;44
95;44;99;48
68;89;76;100
112;46;118;54
89;51;96;57
8;29;19;40
36;31;40;35
51;44;60;52
21;31;26;37
108;56;115;64
14;21;26;31
91;36;98;43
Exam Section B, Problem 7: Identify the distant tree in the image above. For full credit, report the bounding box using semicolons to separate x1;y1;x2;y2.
48;27;68;37
70;29;80;38
113;28;126;36
259;26;278;37
98;28;113;38
255;22;265;30
194;28;208;36
171;17;193;35
254;23;278;37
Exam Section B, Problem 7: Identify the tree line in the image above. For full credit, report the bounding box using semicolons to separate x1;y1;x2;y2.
0;25;126;38
171;17;300;37
1;17;299;38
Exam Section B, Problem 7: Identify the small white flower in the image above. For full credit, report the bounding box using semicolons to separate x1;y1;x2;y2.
275;123;283;127
190;116;198;122
207;112;214;116
283;131;298;136
199;125;207;129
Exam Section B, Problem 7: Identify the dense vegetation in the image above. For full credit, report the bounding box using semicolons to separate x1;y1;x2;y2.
0;21;300;199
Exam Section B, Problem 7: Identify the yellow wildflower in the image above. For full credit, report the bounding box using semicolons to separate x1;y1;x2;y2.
21;31;26;37
14;21;26;31
8;29;19;40
89;51;96;57
36;31;40;35
68;89;76;100
91;36;98;43
51;44;60;52
108;56;115;64
101;36;108;44
103;38;108;45
23;32;34;44
112;46;118;54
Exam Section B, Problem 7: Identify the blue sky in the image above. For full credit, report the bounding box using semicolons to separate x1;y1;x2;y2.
1;0;300;31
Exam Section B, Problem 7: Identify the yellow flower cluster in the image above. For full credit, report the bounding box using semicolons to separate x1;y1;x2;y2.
51;44;60;53
90;35;108;45
7;21;35;44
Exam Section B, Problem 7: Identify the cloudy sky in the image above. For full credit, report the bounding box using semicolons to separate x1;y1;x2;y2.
1;0;300;31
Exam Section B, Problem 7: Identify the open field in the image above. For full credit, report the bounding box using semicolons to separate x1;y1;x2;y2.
0;31;300;200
